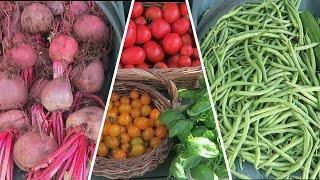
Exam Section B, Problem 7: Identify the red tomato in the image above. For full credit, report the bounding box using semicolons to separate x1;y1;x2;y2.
132;2;143;19
172;17;190;35
162;3;180;24
180;44;193;56
181;33;193;45
124;64;135;69
192;59;201;67
124;20;136;48
136;63;149;70
143;41;164;63
119;63;123;69
136;24;151;44
145;6;163;20
135;16;146;25
162;33;182;55
168;54;180;68
121;46;145;65
192;48;199;59
180;3;188;16
179;55;192;67
154;62;168;69
150;18;171;40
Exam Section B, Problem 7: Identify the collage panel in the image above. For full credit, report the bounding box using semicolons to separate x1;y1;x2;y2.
0;1;127;179
92;1;229;180
196;0;320;179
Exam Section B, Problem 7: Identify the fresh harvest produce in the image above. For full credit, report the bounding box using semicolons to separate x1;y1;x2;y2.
201;0;320;179
159;82;227;179
97;90;168;159
121;2;200;69
0;1;110;179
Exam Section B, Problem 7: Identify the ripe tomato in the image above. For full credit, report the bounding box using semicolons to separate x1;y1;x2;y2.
145;6;163;20
114;101;120;107
192;59;201;67
131;108;141;118
124;65;135;69
108;101;113;110
181;33;193;45
192;48;199;59
130;137;144;146
127;125;141;137
109;124;122;137
134;16;146;25
131;144;145;157
120;125;126;134
131;2;143;19
143;41;165;63
124;20;136;48
143;127;155;141
98;142;108;157
120;133;130;143
113;149;126;159
180;3;188;16
107;136;120;149
120;96;131;104
154;62;168;69
172;17;190;35
162;3;180;23
141;104;151;117
150;109;160;120
118;104;132;114
130;89;140;99
162;33;182;55
106;108;117;121
121;143;130;152
155;126;168;138
150;18;171;39
121;46;145;65
140;94;151;105
131;99;142;108
150;137;162;149
118;113;132;126
154;119;163;127
136;63;149;70
136;24;151;44
111;92;120;101
180;44;193;56
167;54;180;68
178;55;192;67
102;122;111;136
134;117;149;130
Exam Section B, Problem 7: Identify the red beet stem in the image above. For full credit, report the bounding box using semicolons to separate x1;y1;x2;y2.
53;61;65;79
49;111;64;146
31;104;50;135
83;93;105;108
68;91;84;114
20;67;33;87
0;129;16;180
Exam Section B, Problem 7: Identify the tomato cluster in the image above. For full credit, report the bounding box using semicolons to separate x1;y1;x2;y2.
120;2;200;69
97;90;168;159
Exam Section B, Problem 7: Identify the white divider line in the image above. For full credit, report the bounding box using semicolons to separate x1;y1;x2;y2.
185;0;233;179
88;0;135;179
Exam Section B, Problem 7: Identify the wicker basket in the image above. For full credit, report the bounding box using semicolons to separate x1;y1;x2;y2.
93;71;179;179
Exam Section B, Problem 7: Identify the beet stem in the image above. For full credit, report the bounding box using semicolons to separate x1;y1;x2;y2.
53;61;65;79
20;67;33;88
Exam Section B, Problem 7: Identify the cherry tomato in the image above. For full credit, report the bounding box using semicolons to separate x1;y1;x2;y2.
143;41;164;63
124;20;136;48
141;105;151;117
130;89;140;99
118;104;132;114
192;59;201;67
111;92;120;101
109;124;122;137
118;113;132;126
145;6;163;20
172;17;190;35
131;144;145;157
127;125;141;137
180;44;193;56
150;137;162;149
120;133;130;143
192;48;199;59
181;33;193;45
98;142;108;157
162;3;180;23
154;62;168;69
124;65;135;69
121;46;145;65
136;63;149;70
113;149;126;159
155;126;168;138
150;18;171;39
136;24;151;44
167;54;180;68
180;3;188;16
150;109;160;120
143;127;155;141
131;99;142;108
162;33;182;55
120;96;131;104
131;2;143;19
134;117;149;130
179;55;192;67
107;136;120;149
134;16;146;25
140;94;151;105
130;137;144;146
131;108;141;118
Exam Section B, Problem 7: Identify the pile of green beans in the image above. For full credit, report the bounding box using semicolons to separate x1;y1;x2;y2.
201;0;320;179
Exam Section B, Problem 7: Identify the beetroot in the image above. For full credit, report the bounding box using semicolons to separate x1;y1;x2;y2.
49;34;78;65
0;110;29;135
20;3;54;34
0;72;27;110
69;1;88;17
41;75;73;112
13;131;58;172
30;79;50;102
6;43;37;69
0;128;16;180
66;106;104;141
71;59;104;93
73;15;108;42
45;1;64;15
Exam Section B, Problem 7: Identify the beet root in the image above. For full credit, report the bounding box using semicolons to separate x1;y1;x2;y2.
13;131;58;172
66;106;104;141
41;75;73;112
0;110;29;135
71;59;104;93
6;43;37;69
49;34;78;64
45;1;64;15
69;1;88;17
0;72;28;110
30;79;50;102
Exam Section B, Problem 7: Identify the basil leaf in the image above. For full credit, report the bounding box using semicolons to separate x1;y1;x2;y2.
159;110;185;127
169;120;193;138
190;164;215;180
186;137;219;158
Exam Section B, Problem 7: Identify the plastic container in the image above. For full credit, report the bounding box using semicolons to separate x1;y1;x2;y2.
191;0;320;179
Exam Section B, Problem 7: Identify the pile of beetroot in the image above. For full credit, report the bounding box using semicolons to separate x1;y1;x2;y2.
120;2;200;69
0;1;110;179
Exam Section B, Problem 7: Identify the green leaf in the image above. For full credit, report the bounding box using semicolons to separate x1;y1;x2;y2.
192;127;216;141
180;152;202;170
169;158;187;180
187;94;212;116
159;110;185;127
190;164;215;180
179;89;198;100
186;137;219;158
169;152;202;180
169;120;193;138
